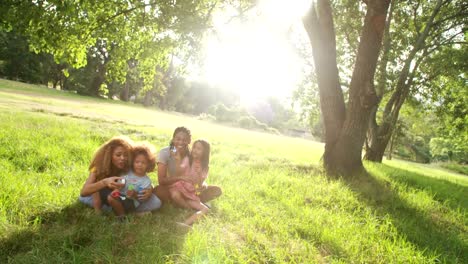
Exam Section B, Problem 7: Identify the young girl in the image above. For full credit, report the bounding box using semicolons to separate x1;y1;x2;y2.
107;142;158;217
169;139;211;226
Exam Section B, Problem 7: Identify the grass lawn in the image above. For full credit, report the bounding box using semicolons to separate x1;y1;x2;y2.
0;79;467;263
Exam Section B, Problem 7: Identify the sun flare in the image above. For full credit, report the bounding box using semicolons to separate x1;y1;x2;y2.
200;0;311;105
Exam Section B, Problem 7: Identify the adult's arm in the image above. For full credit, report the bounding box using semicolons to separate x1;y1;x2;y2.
80;172;124;197
157;162;189;186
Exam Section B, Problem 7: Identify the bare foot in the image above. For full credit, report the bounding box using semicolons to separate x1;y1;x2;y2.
176;222;192;232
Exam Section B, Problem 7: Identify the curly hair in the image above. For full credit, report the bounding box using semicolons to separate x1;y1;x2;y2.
132;142;157;172
89;136;133;181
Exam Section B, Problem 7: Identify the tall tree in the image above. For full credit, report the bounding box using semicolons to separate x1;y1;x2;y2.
364;0;467;162
302;0;391;175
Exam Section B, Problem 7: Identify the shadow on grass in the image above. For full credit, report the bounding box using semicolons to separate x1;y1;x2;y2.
340;165;467;263
383;162;468;210
0;202;192;263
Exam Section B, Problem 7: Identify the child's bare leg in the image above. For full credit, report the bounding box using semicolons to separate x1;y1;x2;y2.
92;192;102;214
169;190;191;209
184;201;209;226
107;195;125;216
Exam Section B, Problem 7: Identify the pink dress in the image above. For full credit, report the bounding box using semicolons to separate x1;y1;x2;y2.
169;159;208;202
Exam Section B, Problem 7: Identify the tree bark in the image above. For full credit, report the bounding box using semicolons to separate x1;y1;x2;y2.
303;0;346;169
90;67;105;96
303;0;390;175
365;0;444;162
387;127;396;160
120;81;130;101
364;0;394;162
143;90;153;107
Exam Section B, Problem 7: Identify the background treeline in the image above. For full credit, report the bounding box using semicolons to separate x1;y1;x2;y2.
0;29;304;136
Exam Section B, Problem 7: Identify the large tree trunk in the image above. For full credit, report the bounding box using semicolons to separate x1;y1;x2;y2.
365;0;444;162
90;68;105;96
364;0;394;162
365;125;392;162
120;82;130;101
303;0;390;175
143;90;153;107
386;127;397;160
303;0;346;161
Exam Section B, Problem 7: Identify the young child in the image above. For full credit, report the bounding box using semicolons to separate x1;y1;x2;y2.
169;139;211;226
108;142;156;217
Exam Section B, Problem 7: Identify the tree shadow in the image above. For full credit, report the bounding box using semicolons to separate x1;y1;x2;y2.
339;166;467;263
0;202;189;262
383;162;468;210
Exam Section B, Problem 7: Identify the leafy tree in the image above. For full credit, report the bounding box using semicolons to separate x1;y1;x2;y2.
0;30;57;85
386;105;435;163
365;0;467;162
300;0;466;174
0;0;219;95
431;74;468;163
65;40;112;96
302;0;391;175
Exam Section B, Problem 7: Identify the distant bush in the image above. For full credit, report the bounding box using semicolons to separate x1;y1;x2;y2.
266;127;281;135
238;115;257;128
197;113;216;121
440;162;468;175
258;122;269;131
208;103;249;123
208;103;235;122
208;103;281;133
430;137;466;163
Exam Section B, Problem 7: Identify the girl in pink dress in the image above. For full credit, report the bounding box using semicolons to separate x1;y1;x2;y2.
169;140;211;226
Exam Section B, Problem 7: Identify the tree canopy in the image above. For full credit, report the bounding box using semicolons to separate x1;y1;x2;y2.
0;0;219;93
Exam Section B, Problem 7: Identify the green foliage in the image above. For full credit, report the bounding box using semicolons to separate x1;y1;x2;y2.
170;81;239;114
196;113;216;122
440;163;468;176
0;30;58;85
0;81;467;263
296;0;467;158
266;127;281;135
237;115;258;129
0;0;218;92
207;103;274;132
208;103;242;123
430;138;467;163
249;97;302;132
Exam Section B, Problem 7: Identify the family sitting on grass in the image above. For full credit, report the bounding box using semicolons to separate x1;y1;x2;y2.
78;127;222;227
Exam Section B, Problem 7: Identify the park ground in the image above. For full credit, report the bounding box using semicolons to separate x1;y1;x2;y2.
0;79;466;263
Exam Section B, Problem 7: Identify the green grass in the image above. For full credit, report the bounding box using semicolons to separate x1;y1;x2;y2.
1;79;467;263
439;162;468;176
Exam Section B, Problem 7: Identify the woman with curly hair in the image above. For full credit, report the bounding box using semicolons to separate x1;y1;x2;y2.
79;136;160;214
108;142;161;217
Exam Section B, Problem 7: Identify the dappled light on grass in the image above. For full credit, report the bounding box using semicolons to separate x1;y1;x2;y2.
1;85;467;262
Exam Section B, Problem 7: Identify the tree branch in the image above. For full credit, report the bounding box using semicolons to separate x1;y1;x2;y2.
424;30;466;51
91;1;159;33
433;11;468;27
413;1;422;36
